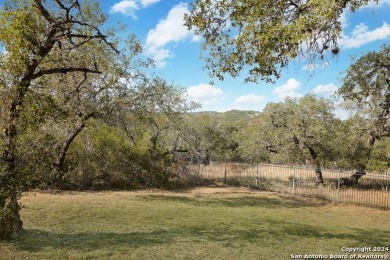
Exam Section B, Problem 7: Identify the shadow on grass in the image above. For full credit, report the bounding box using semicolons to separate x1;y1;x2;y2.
3;193;388;255
9;229;174;252
175;221;390;247
140;194;327;208
263;218;390;245
6;223;389;254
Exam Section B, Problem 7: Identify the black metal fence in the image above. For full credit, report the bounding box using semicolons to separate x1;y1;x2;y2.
190;162;390;209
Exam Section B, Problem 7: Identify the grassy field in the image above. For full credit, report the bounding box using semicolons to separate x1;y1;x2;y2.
1;187;390;259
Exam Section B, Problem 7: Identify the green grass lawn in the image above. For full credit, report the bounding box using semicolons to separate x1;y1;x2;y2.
1;187;389;259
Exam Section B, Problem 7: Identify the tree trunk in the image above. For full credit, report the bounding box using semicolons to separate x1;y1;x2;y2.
304;142;324;186
368;132;376;150
367;131;378;161
204;149;210;165
315;164;324;186
1;101;24;238
0;178;22;238
53;114;93;185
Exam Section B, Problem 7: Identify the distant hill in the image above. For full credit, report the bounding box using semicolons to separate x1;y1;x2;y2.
188;110;261;127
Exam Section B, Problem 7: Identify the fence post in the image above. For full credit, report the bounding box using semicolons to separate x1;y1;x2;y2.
197;160;201;176
292;165;296;195
256;163;259;188
337;168;341;204
224;161;227;184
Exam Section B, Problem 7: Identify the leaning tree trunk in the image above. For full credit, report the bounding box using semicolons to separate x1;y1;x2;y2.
1;100;24;238
303;142;324;186
53;114;93;186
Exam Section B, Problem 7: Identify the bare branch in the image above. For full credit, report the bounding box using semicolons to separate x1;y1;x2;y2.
67;20;120;54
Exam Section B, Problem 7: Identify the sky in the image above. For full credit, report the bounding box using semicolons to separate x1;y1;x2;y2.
2;0;390;115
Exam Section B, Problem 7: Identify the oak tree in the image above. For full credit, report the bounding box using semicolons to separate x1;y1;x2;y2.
259;94;338;185
185;0;378;83
339;45;390;150
0;0;119;237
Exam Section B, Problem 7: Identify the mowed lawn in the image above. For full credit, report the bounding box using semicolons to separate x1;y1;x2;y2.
1;187;390;259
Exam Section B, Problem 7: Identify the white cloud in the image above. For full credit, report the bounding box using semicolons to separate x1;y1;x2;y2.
110;1;139;18
186;84;224;105
360;0;390;9
339;11;350;29
145;3;200;68
340;22;390;49
146;4;189;50
234;94;264;105
272;78;302;98
110;0;161;18
148;48;171;68
140;0;160;7
340;0;390;27
303;64;318;71
313;83;338;94
351;23;369;37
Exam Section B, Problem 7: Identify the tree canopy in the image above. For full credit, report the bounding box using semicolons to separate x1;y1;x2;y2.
0;0;121;238
185;0;378;83
0;0;199;239
339;44;390;147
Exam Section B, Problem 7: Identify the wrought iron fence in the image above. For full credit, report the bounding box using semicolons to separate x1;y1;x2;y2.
189;162;390;209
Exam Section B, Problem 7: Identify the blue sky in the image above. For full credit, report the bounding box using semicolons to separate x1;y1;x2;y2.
102;0;390;115
2;1;390;114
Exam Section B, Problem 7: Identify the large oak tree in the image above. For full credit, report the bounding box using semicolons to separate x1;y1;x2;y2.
0;0;119;238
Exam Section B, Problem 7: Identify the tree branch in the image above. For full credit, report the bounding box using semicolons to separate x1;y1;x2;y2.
33;67;101;79
67;20;120;54
33;0;55;23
